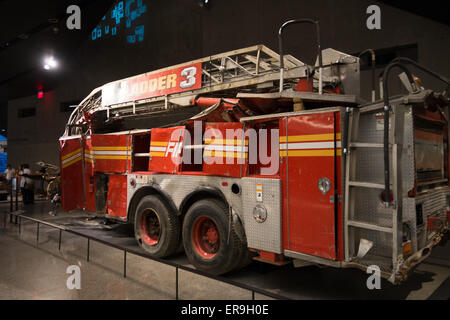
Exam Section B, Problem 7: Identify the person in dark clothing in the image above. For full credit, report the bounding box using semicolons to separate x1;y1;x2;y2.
21;164;34;205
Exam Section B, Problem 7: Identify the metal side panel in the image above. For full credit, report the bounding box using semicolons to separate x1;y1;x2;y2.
356;105;414;195
401;107;416;194
127;174;281;254
404;188;449;253
403;197;418;253
127;174;244;220
419;190;447;217
241;177;282;254
357;108;385;143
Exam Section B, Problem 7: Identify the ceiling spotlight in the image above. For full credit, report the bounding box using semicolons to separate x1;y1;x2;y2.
43;56;58;70
47;57;57;67
198;0;210;9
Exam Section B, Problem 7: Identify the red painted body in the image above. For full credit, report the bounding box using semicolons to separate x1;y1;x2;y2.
84;137;96;212
253;250;287;265
148;127;185;174
60;137;84;211
91;134;130;173
280;111;341;260
60;107;345;263
106;175;128;218
203;122;246;178
102;62;202;106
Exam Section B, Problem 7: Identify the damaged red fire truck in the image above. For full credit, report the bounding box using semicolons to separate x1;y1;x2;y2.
60;20;449;283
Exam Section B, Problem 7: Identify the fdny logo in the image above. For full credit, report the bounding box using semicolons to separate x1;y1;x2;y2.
165;142;183;157
149;141;182;158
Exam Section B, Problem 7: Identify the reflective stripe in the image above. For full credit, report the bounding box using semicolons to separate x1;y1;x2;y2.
279;133;342;157
93;155;128;160
90;146;129;160
204;139;248;146
279;133;341;143
149;151;166;157
92;150;128;155
92;146;130;151
61;148;82;161
149;146;167;152
62;155;82;168
151;141;169;146
183;145;204;150
204;151;248;158
280;141;341;150
62;152;82;164
280;149;342;157
204;145;248;152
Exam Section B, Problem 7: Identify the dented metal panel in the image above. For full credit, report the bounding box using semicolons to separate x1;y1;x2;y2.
127;174;243;217
126;174;281;253
106;175;128;218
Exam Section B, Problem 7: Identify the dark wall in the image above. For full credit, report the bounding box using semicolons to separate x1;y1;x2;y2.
7;0;450;169
0;87;7;135
57;0;449;103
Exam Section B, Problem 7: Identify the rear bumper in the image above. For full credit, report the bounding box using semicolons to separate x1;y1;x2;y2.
394;225;447;283
341;222;448;284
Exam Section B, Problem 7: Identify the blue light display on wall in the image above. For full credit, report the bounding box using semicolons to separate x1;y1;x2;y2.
91;0;147;44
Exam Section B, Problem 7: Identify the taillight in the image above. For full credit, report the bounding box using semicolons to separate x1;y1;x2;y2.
427;217;444;231
380;190;393;203
402;241;412;256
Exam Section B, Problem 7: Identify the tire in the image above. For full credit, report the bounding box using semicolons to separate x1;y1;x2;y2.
236;246;253;270
134;195;180;258
231;216;253;271
175;237;185;254
182;198;243;275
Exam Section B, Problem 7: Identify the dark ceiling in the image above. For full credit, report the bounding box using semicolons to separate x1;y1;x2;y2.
379;0;450;27
0;0;448;103
0;0;114;101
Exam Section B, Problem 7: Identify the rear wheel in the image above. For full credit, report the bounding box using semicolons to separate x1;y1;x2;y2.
236;242;253;270
134;195;180;258
182;198;243;275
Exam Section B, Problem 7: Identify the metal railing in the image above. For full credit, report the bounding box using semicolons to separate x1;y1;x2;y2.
1;209;291;300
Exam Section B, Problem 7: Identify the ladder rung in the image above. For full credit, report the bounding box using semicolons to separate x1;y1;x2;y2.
349;142;384;148
348;181;385;189
348;220;393;233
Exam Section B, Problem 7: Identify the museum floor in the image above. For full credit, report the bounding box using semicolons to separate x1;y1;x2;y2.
0;200;449;300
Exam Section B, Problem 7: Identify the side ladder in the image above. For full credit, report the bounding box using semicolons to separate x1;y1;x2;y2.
343;104;404;279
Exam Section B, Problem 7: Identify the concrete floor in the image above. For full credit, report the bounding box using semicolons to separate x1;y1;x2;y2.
0;200;449;300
